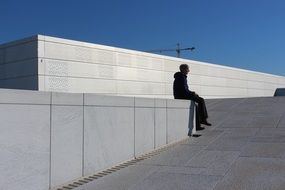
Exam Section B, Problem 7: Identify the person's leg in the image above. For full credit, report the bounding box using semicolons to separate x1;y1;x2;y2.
195;104;204;130
190;95;211;126
190;95;206;120
198;97;208;121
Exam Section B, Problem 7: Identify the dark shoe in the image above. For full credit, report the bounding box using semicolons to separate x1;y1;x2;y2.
201;120;212;126
196;126;205;131
188;131;192;137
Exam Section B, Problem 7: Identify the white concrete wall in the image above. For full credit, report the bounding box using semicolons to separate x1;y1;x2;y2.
36;35;285;98
0;89;195;190
1;35;285;98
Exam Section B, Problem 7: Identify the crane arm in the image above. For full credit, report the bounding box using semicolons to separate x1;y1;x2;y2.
145;43;195;58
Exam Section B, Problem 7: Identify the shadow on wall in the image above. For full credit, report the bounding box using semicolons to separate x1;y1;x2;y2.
274;88;285;96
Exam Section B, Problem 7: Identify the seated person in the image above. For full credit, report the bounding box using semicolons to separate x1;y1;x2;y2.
173;64;211;131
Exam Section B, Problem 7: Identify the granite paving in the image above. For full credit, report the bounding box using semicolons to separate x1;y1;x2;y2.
74;97;285;190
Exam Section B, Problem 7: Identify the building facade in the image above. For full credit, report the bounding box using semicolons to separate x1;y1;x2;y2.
1;35;285;98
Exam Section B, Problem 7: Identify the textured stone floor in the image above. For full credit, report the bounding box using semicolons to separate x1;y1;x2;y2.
74;97;285;190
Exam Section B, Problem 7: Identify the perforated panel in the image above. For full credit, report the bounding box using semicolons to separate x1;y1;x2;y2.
46;61;69;76
47;77;70;92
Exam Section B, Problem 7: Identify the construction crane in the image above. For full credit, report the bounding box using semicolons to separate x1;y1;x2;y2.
146;43;195;58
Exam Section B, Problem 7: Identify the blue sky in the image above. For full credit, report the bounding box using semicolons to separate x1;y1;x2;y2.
1;0;285;76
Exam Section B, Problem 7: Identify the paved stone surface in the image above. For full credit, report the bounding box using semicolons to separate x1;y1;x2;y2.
213;157;285;190
72;97;285;190
129;172;222;190
137;144;204;166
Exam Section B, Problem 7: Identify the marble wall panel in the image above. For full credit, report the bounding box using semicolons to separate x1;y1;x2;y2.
167;99;191;108
38;40;45;58
226;78;248;88
247;72;264;82
135;97;155;107
44;42;76;61
135;55;153;69
0;88;50;104
200;76;227;86
44;42;116;65
278;78;285;85
187;62;202;75
44;76;117;93
52;92;83;105
188;75;201;86
155;98;167;108
201;86;228;96
117;80;165;95
206;66;224;77
190;85;202;96
167;107;189;143
117;67;165;82
116;52;135;67
248;89;265;97
151;57;165;71
222;69;244;79
164;84;173;96
84;93;134;107
42;59;166;84
43;59;117;79
95;48;116;65
51;106;83;188
247;80;265;89
0;104;50;190
135;107;155;156
120;94;167;99
165;71;175;83
84;106;134;175
164;59;181;72
155;108;167;148
264;90;274;96
263;83;275;91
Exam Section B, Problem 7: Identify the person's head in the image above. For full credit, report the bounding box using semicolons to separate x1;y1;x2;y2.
179;64;189;75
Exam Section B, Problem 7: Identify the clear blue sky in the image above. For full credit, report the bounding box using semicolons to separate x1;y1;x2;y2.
1;0;284;76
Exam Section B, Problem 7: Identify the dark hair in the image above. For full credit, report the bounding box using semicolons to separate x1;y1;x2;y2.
179;64;189;72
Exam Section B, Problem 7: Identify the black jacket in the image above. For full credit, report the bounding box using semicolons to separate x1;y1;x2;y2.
173;72;194;99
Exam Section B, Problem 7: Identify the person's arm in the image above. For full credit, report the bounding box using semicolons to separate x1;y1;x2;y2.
182;77;196;96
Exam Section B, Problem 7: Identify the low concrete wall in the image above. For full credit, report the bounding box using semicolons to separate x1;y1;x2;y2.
0;89;195;190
